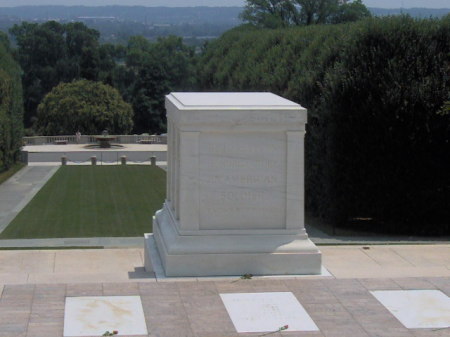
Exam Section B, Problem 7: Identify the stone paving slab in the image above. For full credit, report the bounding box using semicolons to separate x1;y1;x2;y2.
0;278;448;337
0;237;145;248
321;245;450;279
0;245;449;285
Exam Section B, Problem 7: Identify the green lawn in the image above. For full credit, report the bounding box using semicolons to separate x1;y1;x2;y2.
0;166;166;239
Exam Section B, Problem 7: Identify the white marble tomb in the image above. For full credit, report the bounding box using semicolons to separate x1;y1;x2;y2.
220;292;319;333
63;296;148;337
371;290;450;329
144;92;322;276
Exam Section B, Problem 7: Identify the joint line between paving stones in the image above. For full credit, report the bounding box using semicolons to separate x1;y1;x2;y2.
177;281;197;336
138;249;144;266
390;247;416;267
326;279;373;337
392;277;433;290
24;284;36;337
53;251;56;273
360;249;382;266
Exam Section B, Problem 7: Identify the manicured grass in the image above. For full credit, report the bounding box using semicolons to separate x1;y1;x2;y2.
0;166;166;239
0;162;25;185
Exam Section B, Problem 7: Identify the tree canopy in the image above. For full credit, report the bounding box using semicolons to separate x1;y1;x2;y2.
10;21;114;127
10;20;196;135
239;0;298;28
0;32;23;170
36;80;133;135
240;0;371;28
116;35;195;134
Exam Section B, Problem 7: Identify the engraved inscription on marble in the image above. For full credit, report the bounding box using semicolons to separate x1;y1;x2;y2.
240;111;299;123
199;132;286;230
185;110;299;124
220;292;319;333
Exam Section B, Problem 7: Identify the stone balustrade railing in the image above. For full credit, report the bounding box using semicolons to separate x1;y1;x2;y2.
23;134;167;145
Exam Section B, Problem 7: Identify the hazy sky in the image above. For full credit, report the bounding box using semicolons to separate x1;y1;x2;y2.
0;0;449;8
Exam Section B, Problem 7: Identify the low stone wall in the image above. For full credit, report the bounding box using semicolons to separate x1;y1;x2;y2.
27;151;167;164
23;135;167;145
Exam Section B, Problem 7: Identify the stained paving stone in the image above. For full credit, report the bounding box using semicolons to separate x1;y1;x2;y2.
322;279;368;295
194;333;244;337
290;288;339;305
177;281;218;297
302;302;352;320
278;333;325;337
358;278;402;291
141;291;194;337
360;327;414;337
424;277;450;296
102;281;140;296
352;314;407;334
34;284;66;298
0;311;30;327
139;282;181;301
0;322;28;337
1;284;34;297
393;277;437;290
214;279;257;294
141;295;185;318
316;324;371;337
66;283;103;296
0;285;34;315
146;318;195;337
249;279;290;292
182;294;235;336
25;322;63;337
412;328;450;337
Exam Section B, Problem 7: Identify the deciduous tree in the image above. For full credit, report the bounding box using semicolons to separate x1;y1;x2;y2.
120;35;195;134
240;0;370;27
36;80;133;135
240;0;298;28
10;22;110;127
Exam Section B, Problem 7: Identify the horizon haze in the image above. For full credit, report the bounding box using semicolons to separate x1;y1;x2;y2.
0;0;449;9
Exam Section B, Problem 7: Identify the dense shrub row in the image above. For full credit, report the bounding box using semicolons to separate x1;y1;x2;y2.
0;32;23;171
198;16;450;235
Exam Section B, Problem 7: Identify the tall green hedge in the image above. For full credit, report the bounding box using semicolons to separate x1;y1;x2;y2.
0;32;24;171
198;16;450;235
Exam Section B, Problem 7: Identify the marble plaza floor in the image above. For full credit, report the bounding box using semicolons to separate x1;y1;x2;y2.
0;245;449;337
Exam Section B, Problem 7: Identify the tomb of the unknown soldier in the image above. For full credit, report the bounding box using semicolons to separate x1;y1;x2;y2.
145;92;322;277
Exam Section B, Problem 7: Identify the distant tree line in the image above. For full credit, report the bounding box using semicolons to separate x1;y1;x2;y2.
198;15;450;235
240;0;371;28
